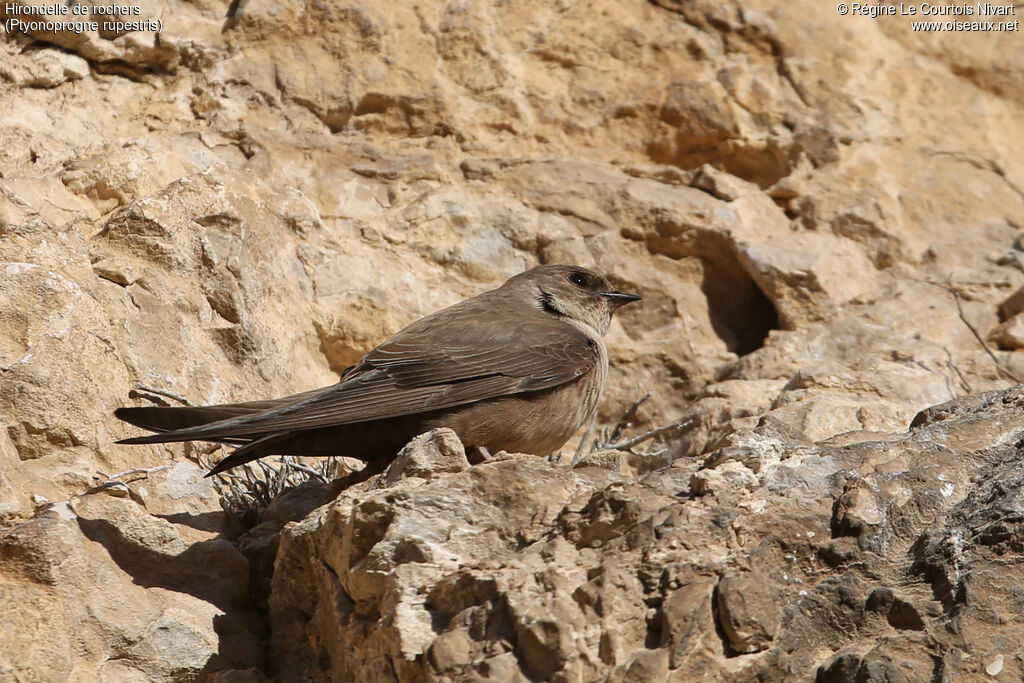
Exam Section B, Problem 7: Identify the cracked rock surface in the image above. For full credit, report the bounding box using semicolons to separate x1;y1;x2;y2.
272;394;1024;681
2;0;1024;680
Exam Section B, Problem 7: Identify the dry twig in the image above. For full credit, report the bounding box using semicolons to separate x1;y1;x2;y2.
128;384;195;406
571;393;696;467
607;392;652;444
945;277;1022;383
600;416;697;452
96;465;173;481
944;347;972;394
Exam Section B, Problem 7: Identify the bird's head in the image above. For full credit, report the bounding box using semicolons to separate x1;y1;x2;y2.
510;264;641;335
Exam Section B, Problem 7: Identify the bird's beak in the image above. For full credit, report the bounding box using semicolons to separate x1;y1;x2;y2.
600;290;642;308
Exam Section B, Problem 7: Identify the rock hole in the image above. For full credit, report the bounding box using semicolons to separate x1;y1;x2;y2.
698;236;778;356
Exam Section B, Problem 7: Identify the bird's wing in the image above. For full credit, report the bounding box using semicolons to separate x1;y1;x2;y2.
119;315;599;445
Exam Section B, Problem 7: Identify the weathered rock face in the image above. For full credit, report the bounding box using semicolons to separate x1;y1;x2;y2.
270;395;1024;681
2;0;1024;680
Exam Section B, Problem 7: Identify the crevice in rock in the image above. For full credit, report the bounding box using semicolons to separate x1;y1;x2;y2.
710;580;741;658
928;653;945;682
644;605;663;649
698;235;778;356
908;532;966;613
829;496;846;539
91;59;169;82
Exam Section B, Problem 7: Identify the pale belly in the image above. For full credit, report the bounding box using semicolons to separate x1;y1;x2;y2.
427;363;607;456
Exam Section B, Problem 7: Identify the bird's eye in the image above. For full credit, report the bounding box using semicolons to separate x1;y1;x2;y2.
569;272;589;287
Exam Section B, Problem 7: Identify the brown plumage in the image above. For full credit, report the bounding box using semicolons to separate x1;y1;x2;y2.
115;264;640;476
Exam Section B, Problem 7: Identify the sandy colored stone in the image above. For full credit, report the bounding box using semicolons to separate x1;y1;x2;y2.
0;486;262;680
994;313;1024;350
380;428;471;485
2;0;1024;678
716;572;780;654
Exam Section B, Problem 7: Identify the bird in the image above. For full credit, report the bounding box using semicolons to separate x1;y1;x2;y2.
115;264;641;477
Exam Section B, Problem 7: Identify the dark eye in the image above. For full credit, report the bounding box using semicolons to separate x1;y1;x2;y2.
569;272;589;287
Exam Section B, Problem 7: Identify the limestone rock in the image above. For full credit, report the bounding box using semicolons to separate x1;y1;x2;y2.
0;475;262;680
2;0;1024;678
262;387;1024;680
716;572;780;654
994;313;1024;350
380;428;471;485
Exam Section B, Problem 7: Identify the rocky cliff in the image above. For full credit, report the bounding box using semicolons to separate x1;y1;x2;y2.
2;0;1024;680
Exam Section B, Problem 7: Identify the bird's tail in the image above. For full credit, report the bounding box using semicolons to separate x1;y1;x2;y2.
114;389;326;441
115;405;252;437
115;390;330;476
